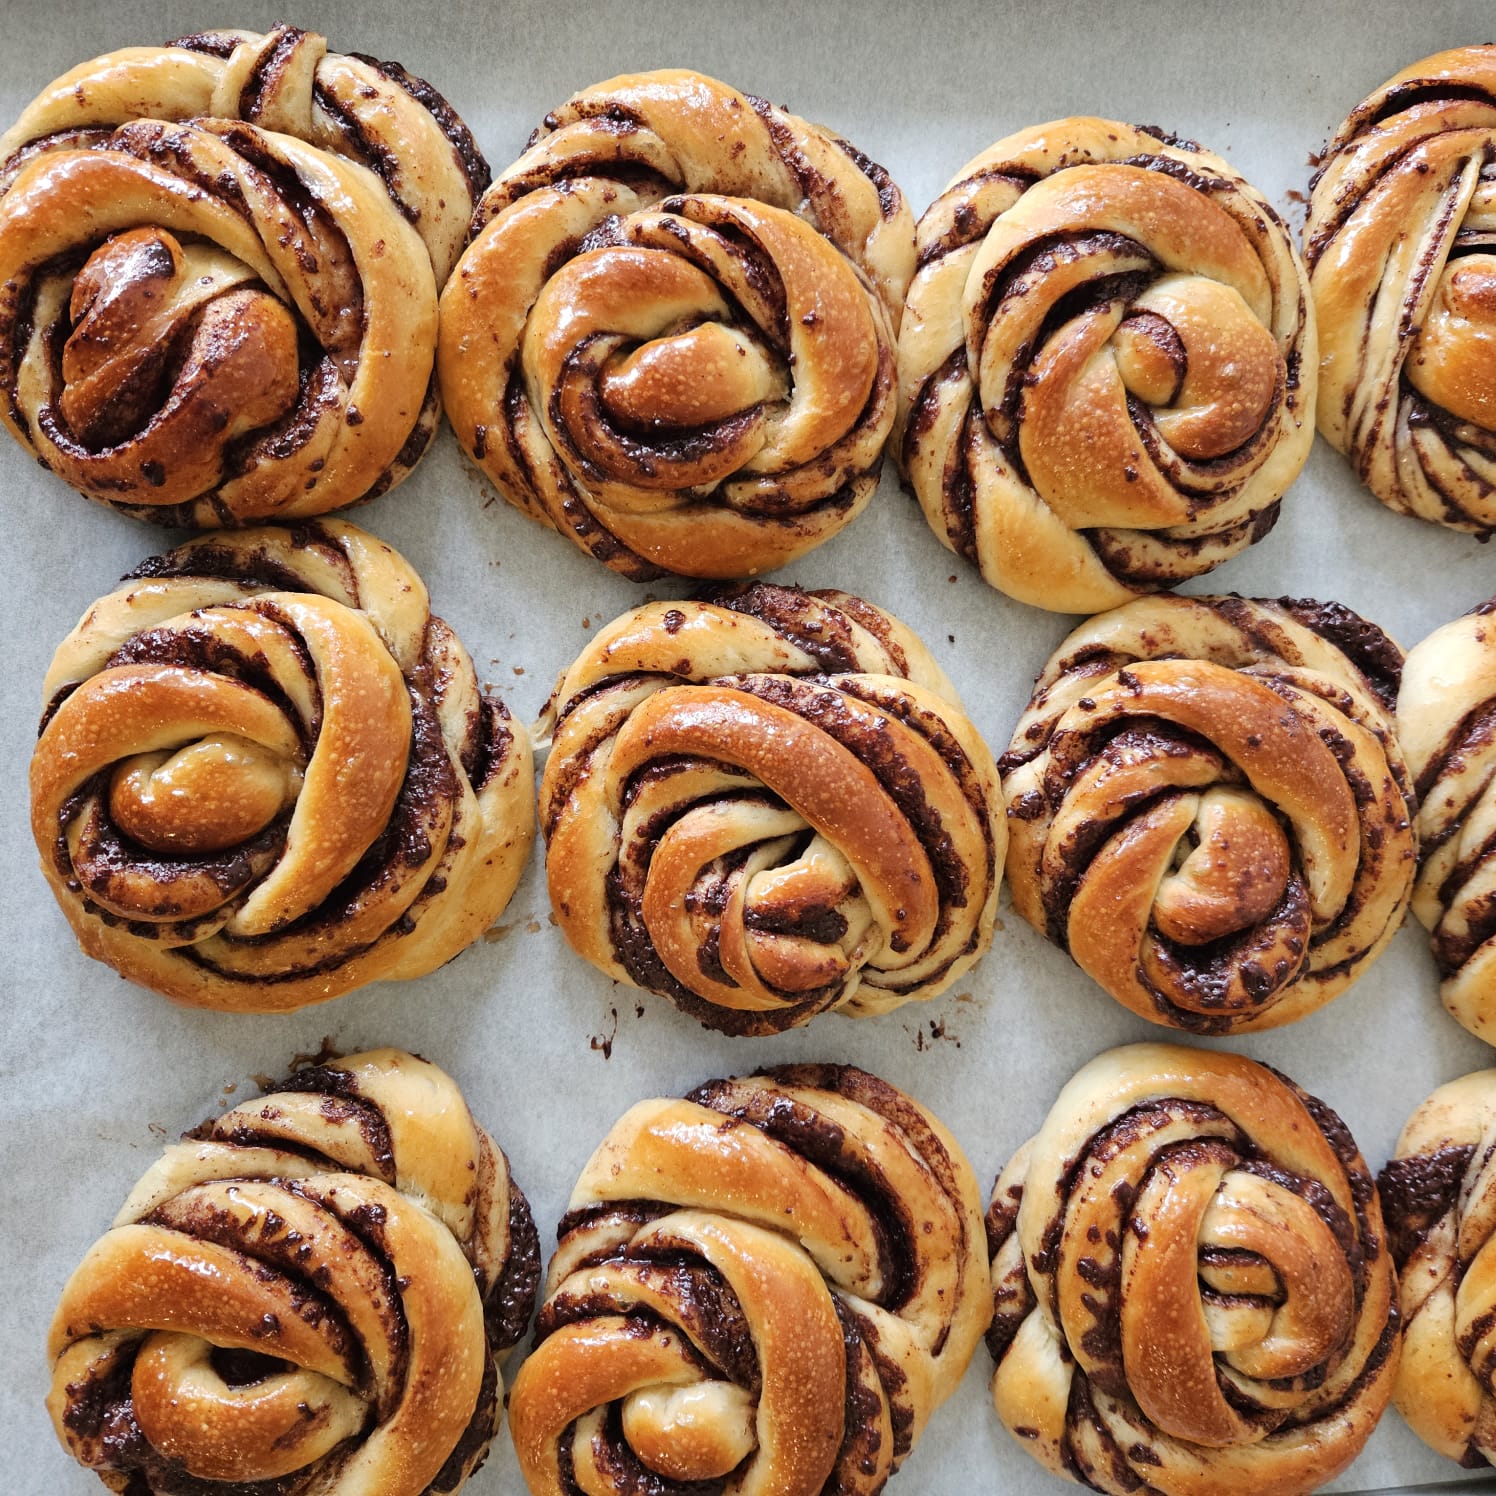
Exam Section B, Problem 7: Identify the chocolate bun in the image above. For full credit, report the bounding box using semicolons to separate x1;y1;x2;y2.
989;1043;1398;1494
899;118;1314;613
1307;47;1496;534
0;25;487;281
1380;1070;1496;1469
0;24;486;526
47;1048;539;1496
31;520;533;1010
509;1063;990;1495
1001;593;1414;1032
536;582;1004;1033
439;70;913;580
1398;598;1496;1038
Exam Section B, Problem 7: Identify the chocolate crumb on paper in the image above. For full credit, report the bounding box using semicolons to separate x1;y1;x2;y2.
590;1006;620;1060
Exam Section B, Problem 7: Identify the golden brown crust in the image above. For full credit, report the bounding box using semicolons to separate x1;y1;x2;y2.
508;1063;991;1495
535;582;1004;1033
30;520;533;1011
0;24;488;281
1397;599;1496;1038
47;1048;540;1496
1379;1070;1496;1468
898;118;1315;613
0;117;438;526
438;70;913;580
988;1043;1398;1495
1001;594;1415;1032
1306;46;1496;534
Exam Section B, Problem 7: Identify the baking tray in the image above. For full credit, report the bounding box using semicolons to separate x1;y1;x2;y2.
3;0;1496;1491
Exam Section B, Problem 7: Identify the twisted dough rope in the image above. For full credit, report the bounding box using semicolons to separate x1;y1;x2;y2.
1380;1070;1496;1468
509;1063;990;1496
30;519;533;1011
535;582;1004;1034
988;1043;1399;1495
898;118;1315;614
0;113;442;525
1001;594;1415;1032
0;25;488;284
1307;47;1496;535
438;70;913;580
1398;598;1496;1039
47;1048;540;1496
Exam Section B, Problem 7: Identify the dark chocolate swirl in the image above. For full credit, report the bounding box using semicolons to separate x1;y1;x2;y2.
1398;599;1496;1039
1307;46;1496;535
0;113;440;525
0;24;487;281
1001;593;1415;1032
988;1043;1398;1494
1379;1070;1496;1469
31;520;533;1011
438;70;913;580
898;117;1313;613
47;1048;539;1496
509;1064;990;1496
536;583;1004;1033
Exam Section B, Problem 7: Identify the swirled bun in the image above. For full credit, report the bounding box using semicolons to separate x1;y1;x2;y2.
1001;594;1414;1032
1380;1070;1496;1468
47;1048;539;1496
31;520;533;1010
0;25;487;281
989;1043;1398;1494
439;70;913;580
1307;47;1496;534
509;1063;990;1495
536;582;1004;1033
1398;598;1496;1038
0;24;487;526
899;118;1314;613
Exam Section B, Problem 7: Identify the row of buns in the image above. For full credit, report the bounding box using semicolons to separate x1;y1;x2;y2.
1;34;1494;609
42;1040;1496;1495
29;516;1496;1041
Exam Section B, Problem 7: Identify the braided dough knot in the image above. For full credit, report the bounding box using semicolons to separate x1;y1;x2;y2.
509;1064;991;1496
1001;594;1415;1032
439;70;914;579
988;1044;1398;1495
0;113;441;524
899;118;1315;612
537;583;1004;1033
31;520;533;1010
47;1049;541;1496
1307;46;1496;533
1381;1071;1496;1468
1398;599;1496;1038
0;24;488;280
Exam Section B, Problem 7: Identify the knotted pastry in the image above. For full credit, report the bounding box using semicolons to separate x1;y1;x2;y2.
0;25;489;282
898;119;1315;613
1380;1070;1496;1467
1307;47;1496;534
47;1047;540;1495
509;1063;990;1495
1398;599;1496;1039
30;519;533;1010
536;582;1005;1033
0;97;449;524
988;1043;1399;1495
1001;593;1415;1032
438;70;913;580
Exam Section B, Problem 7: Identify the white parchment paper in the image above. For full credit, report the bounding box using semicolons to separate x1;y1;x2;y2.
3;1;1496;1491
